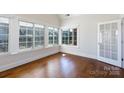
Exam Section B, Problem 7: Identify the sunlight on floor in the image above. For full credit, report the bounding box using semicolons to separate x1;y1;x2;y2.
62;54;66;56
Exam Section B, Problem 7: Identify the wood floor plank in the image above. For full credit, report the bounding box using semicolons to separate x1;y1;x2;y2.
0;52;124;78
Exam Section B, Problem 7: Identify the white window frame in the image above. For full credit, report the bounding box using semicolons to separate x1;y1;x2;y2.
53;28;59;45
0;16;10;55
0;15;61;56
61;28;78;47
34;24;45;49
19;21;34;51
97;20;122;67
19;20;46;52
48;26;59;47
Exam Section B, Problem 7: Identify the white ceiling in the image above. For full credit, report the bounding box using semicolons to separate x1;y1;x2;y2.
58;14;81;20
58;14;122;21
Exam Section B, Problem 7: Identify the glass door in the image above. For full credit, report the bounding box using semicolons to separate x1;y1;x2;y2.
97;20;121;67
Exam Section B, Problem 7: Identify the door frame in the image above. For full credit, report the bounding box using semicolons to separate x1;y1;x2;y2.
97;20;122;67
122;19;124;68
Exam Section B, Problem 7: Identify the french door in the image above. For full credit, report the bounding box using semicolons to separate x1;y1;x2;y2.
97;20;122;67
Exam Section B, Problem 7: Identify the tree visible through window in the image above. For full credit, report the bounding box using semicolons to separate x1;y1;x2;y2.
34;24;45;47
48;27;59;45
19;21;33;49
62;28;77;46
0;17;9;53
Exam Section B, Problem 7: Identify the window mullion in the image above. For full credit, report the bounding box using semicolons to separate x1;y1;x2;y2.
53;30;55;45
26;27;27;49
72;30;74;45
68;30;69;45
33;24;35;48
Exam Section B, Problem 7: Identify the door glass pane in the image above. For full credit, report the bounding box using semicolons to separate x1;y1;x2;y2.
99;23;118;61
111;23;118;60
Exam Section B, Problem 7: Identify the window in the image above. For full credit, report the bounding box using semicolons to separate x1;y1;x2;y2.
62;30;69;44
54;28;59;45
19;21;33;49
0;17;9;53
62;28;77;46
34;24;45;47
48;27;54;45
48;27;59;45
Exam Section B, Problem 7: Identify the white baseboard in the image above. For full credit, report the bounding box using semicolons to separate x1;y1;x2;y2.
61;50;124;68
61;50;97;60
0;50;59;72
1;47;123;73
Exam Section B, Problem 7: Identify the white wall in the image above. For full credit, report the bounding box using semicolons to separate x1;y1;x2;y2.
0;14;60;72
0;14;123;72
0;47;60;72
60;14;120;59
16;14;60;26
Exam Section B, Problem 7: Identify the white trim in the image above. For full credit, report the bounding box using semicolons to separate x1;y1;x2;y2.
61;44;79;48
19;21;33;27
0;52;9;56
97;20;122;67
34;24;44;28
61;24;79;30
121;18;124;68
48;26;59;46
61;25;79;47
0;16;10;55
19;48;33;53
17;16;60;28
0;17;9;23
61;50;97;60
0;47;59;72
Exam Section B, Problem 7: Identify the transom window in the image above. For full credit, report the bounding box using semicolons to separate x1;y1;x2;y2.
0;17;9;53
48;27;59;45
62;28;77;46
19;21;33;49
34;24;45;48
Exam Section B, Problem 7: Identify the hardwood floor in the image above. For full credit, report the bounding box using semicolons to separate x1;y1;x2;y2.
0;52;124;78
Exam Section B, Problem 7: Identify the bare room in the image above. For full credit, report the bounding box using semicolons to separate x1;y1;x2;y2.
0;14;123;78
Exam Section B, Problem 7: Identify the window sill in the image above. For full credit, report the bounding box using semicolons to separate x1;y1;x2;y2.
47;44;59;48
0;52;9;56
61;44;79;48
19;45;59;54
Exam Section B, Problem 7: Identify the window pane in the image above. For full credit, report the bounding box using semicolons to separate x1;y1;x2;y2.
73;28;77;45
54;28;59;44
62;28;77;46
68;30;73;44
0;44;8;52
0;35;8;43
27;43;33;48
35;30;40;35
19;37;26;43
19;21;33;49
35;42;42;47
27;37;33;42
19;43;26;49
48;27;54;45
35;37;41;41
0;23;9;34
34;25;44;47
20;26;26;35
27;27;33;35
0;17;9;53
